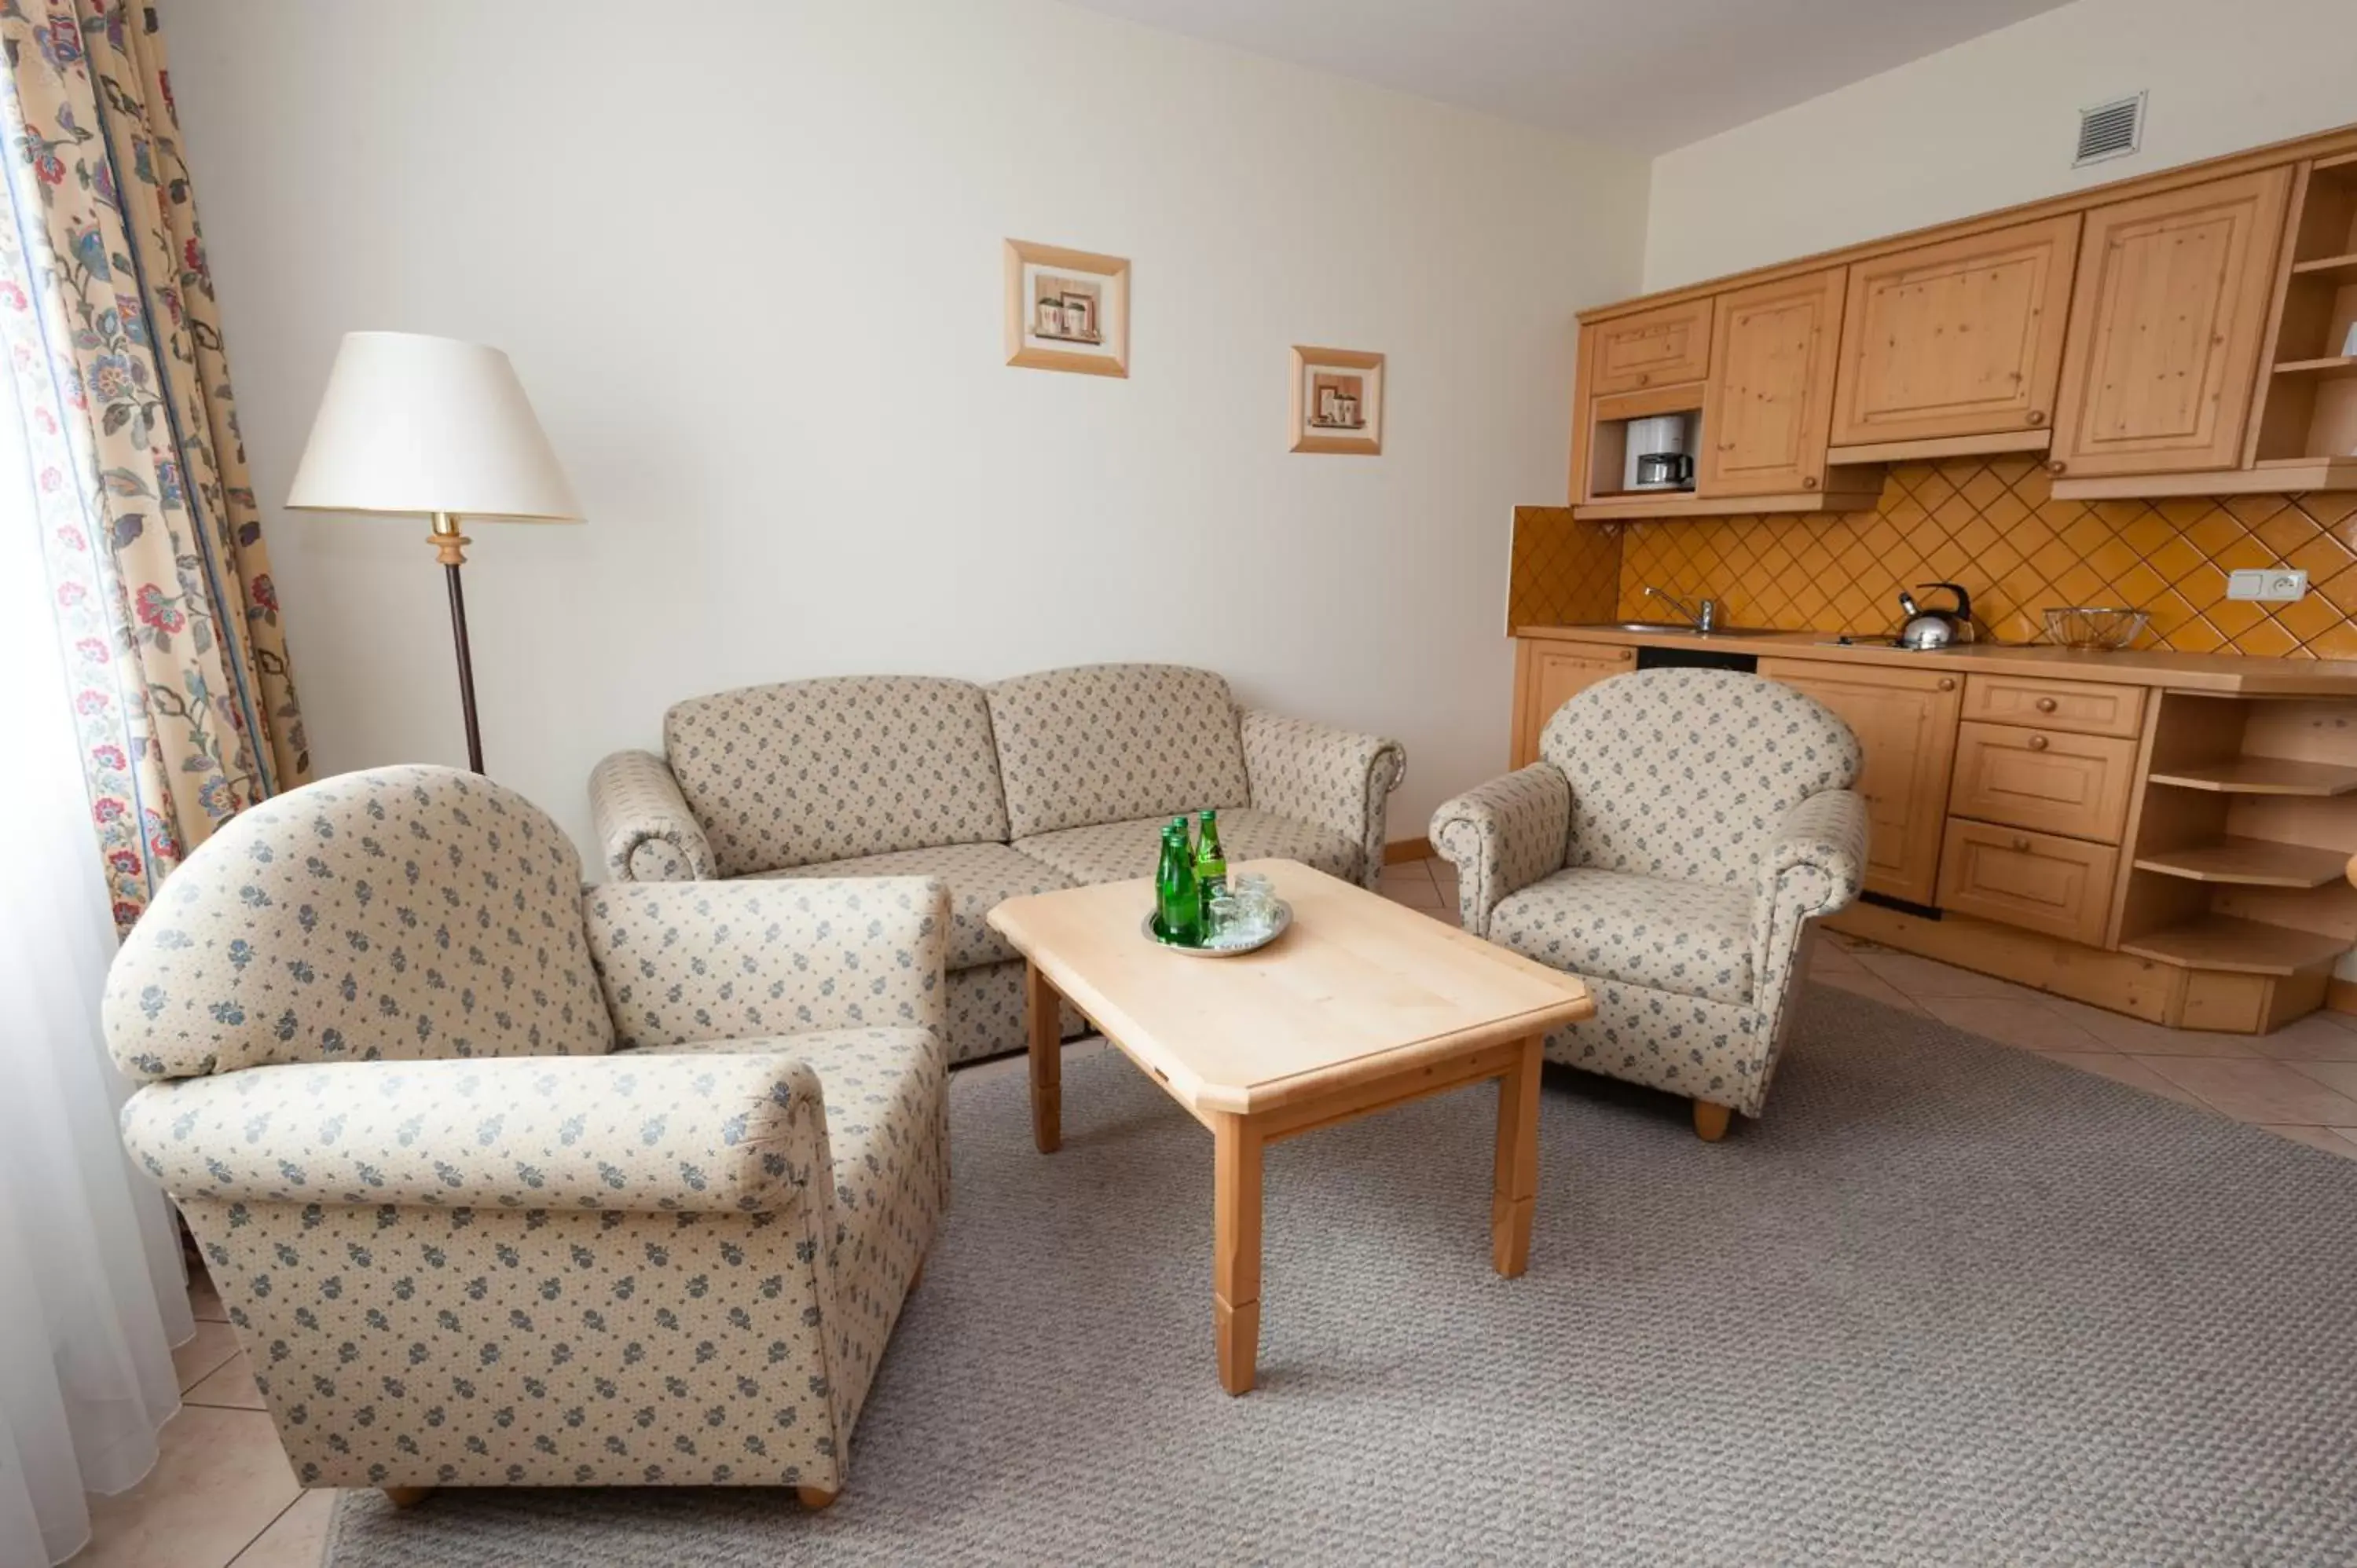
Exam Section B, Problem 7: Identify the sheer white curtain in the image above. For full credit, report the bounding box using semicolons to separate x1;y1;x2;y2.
0;332;192;1563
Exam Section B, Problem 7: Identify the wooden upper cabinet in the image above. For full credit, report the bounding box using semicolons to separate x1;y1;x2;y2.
1829;214;2080;449
1587;298;1712;396
2048;168;2293;478
1697;267;1846;497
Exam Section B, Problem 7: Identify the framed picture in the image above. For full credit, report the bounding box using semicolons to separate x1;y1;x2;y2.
1290;346;1383;455
1005;240;1129;378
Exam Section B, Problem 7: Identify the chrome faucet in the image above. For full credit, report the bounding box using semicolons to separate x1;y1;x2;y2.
1645;585;1717;633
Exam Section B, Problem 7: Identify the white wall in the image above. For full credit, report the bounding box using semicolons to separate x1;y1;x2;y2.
1644;0;2357;290
160;0;1648;867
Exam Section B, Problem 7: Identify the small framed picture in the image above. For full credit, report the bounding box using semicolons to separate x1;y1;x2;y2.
1290;346;1384;455
1005;240;1129;378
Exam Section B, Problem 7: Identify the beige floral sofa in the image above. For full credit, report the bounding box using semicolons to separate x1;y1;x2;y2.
105;765;948;1506
589;663;1406;1064
1431;669;1867;1139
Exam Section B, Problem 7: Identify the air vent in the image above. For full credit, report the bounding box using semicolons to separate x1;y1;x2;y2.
2075;92;2145;167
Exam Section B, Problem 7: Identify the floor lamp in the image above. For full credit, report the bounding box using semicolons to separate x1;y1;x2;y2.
285;332;581;775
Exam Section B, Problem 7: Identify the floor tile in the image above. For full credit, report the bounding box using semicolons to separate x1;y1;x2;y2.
2245;1012;2357;1061
2282;1058;2357;1100
187;1347;266;1411
1807;938;1867;976
1851;951;2042;1000
170;1320;241;1393
2261;1123;2357;1158
1377;868;1442;909
2036;1051;2209;1108
2031;996;2260;1057
1810;966;1926;1014
2139;1056;2357;1125
187;1266;227;1324
1924;996;2108;1053
78;1406;300;1568
227;1489;335;1568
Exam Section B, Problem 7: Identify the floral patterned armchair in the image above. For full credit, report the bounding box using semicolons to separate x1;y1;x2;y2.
103;765;950;1508
1431;669;1867;1139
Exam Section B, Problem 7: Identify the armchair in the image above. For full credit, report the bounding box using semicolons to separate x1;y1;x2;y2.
104;764;950;1507
1431;669;1866;1138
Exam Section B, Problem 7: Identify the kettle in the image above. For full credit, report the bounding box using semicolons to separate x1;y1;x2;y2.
1896;583;1973;650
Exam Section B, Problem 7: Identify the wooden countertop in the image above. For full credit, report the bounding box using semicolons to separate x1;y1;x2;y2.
1516;624;2357;696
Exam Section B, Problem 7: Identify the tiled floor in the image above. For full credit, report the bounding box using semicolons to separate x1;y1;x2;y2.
64;853;2357;1566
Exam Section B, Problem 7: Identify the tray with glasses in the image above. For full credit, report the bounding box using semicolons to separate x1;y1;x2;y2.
1145;811;1291;956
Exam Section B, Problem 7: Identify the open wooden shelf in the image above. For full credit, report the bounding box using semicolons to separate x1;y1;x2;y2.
2132;837;2351;888
2289;251;2357;284
2146;757;2357;796
2272;354;2357;378
2118;915;2348;976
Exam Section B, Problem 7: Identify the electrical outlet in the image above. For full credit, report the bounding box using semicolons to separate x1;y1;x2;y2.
2226;569;2308;602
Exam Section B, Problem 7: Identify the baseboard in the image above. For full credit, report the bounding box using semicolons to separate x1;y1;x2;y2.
2330;977;2357;1017
1384;836;1433;865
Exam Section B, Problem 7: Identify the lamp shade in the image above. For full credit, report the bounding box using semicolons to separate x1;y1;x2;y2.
285;332;581;520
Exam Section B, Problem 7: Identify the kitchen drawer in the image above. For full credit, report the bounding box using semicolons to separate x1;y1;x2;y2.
1948;721;2136;841
1959;673;2143;739
1936;819;2117;945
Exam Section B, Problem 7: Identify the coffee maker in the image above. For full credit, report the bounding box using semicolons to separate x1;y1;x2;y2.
1622;413;1695;492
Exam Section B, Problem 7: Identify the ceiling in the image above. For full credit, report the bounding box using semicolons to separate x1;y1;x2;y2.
1061;0;2075;153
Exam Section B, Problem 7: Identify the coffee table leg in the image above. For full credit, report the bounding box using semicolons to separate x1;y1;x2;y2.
1211;1112;1263;1396
1490;1035;1542;1277
1025;961;1061;1155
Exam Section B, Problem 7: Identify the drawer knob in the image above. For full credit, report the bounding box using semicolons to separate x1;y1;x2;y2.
2034;696;2058;713
2026;409;2047;427
1616;650;1634;661
2027;734;2050;751
1802;474;1820;489
1937;677;1956;691
2011;837;2031;852
2048;459;2068;476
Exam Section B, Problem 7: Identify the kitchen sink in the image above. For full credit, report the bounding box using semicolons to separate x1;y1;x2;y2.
1582;621;1780;637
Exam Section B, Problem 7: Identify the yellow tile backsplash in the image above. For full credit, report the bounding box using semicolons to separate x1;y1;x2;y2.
1509;460;2357;658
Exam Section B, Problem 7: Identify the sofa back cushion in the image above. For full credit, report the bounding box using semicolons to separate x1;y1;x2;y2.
987;663;1250;838
104;765;614;1080
665;676;1010;876
1539;668;1860;890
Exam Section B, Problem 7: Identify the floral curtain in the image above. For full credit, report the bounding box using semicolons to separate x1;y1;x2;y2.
0;0;307;932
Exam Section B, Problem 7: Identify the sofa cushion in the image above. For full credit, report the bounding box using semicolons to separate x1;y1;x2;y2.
664;676;1010;877
986;663;1250;839
757;842;1072;972
1487;867;1754;1007
1014;808;1359;888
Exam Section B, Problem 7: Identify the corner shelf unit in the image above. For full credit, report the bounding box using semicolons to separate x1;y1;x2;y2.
2109;691;2357;1025
2249;152;2357;470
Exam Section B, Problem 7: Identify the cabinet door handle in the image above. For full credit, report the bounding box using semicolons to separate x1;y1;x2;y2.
2026;409;2047;427
2026;734;2050;751
1634;372;1650;387
2011;837;2031;852
1937;677;1956;691
1615;650;1634;661
2035;696;2058;713
2048;459;2068;476
1802;474;1820;489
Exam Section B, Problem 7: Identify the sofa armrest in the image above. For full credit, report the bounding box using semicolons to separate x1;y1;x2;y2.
1428;765;1571;938
589;749;716;882
1239;709;1406;888
119;1050;830;1213
582;876;951;1050
1750;788;1869;998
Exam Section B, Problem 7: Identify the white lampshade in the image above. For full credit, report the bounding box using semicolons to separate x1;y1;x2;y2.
285;332;581;521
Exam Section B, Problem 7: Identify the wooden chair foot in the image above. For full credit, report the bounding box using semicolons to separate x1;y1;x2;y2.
380;1486;434;1508
796;1484;839;1511
907;1255;924;1292
1692;1099;1733;1141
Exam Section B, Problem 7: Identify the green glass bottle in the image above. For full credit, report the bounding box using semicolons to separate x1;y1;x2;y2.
1157;823;1201;944
1194;808;1227;927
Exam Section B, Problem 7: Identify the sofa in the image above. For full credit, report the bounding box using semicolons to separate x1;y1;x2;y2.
1430;669;1867;1138
589;663;1406;1064
104;764;949;1505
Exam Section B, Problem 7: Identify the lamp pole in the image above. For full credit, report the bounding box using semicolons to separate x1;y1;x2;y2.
427;511;485;775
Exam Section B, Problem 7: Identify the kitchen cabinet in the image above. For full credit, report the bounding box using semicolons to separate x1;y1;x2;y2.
2047;168;2293;478
1698;267;1848;498
1948;721;2138;842
1758;658;1961;905
1510;639;1635;768
1828;215;2080;454
1936;820;2119;946
1586;298;1712;397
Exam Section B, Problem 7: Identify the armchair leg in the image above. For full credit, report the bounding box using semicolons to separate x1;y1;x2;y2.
796;1484;839;1511
381;1486;434;1508
1692;1100;1733;1142
907;1254;925;1292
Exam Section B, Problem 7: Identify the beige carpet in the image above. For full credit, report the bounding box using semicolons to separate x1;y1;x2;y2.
324;984;2357;1566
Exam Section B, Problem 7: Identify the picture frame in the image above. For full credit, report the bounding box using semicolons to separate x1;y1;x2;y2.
1005;240;1130;378
1290;346;1384;456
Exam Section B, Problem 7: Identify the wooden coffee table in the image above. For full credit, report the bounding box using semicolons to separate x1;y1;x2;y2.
986;858;1593;1394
